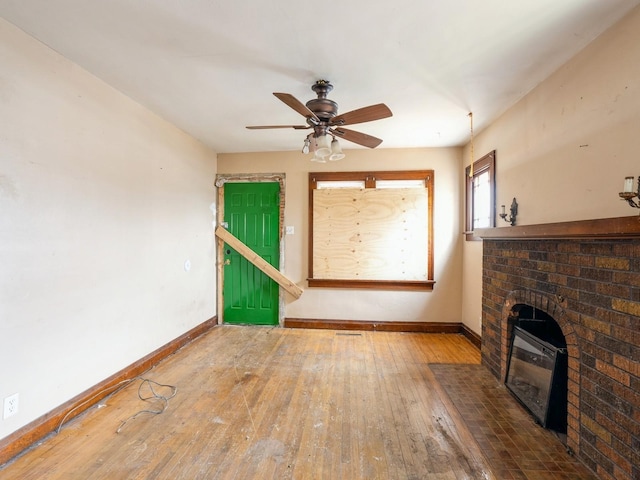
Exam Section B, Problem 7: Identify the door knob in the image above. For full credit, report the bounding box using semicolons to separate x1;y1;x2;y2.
224;259;231;265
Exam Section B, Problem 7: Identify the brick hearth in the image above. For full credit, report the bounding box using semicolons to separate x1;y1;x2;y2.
477;217;640;480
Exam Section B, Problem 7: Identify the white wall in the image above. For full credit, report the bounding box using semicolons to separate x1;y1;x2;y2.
0;18;217;440
461;5;640;335
218;147;464;324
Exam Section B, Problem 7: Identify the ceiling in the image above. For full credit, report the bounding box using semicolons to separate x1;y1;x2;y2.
1;0;638;154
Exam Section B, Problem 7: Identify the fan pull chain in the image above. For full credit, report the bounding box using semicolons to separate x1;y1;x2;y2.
468;112;474;177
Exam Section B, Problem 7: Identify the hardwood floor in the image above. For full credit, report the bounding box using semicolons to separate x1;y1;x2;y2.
0;326;594;479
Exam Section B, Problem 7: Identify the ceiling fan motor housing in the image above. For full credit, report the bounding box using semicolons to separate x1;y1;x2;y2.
306;80;337;121
306;97;338;121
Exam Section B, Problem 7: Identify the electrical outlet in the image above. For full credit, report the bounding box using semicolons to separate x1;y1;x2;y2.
3;393;19;419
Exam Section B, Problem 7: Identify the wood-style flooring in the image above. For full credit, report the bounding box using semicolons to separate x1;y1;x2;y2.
0;326;595;479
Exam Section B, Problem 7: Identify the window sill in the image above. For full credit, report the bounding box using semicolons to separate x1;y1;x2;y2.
464;231;483;241
307;279;435;291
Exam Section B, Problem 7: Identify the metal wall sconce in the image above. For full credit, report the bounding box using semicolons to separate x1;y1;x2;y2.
500;197;518;226
619;176;640;209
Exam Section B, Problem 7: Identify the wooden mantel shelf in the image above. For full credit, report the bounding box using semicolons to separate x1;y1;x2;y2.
475;215;640;240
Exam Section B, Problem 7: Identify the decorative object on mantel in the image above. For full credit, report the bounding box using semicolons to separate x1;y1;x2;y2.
499;197;518;226
619;175;640;209
474;216;640;240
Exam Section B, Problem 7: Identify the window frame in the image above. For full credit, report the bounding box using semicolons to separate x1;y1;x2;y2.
465;151;496;241
308;170;434;291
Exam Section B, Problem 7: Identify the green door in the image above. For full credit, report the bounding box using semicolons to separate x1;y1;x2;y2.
223;182;280;325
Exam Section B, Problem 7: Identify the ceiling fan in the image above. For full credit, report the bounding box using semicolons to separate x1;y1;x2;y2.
246;80;392;159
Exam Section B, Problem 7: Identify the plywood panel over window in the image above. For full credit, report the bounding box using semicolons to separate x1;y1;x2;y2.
313;188;428;280
309;171;434;291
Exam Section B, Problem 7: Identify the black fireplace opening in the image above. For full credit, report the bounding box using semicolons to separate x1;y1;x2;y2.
505;305;568;433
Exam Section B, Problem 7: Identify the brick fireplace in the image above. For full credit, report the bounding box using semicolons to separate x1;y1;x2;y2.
477;216;640;480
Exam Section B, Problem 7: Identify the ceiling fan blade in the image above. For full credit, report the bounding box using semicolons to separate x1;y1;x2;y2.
273;93;320;122
331;103;392;127
330;127;383;149
246;125;310;130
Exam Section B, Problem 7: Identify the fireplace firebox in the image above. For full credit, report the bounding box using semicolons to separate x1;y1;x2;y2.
505;325;567;432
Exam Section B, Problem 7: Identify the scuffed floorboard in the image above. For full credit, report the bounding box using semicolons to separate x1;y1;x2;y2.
0;326;578;479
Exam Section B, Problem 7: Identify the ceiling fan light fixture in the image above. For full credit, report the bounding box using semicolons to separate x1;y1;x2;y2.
329;137;345;161
311;150;327;163
302;137;310;154
314;134;331;157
